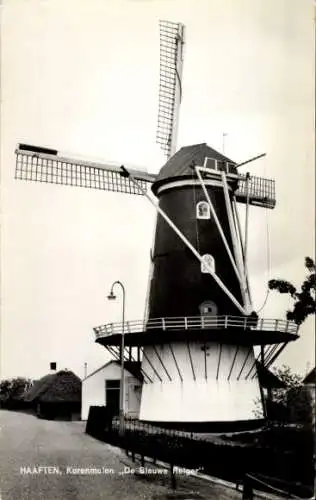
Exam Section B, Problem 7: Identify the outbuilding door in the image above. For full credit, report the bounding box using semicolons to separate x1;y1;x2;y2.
105;380;120;415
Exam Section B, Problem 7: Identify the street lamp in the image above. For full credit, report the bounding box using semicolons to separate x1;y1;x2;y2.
107;280;125;434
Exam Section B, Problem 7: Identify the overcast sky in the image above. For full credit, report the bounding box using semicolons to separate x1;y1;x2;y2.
1;0;314;380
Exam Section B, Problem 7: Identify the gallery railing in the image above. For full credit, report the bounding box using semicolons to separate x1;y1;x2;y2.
94;315;299;339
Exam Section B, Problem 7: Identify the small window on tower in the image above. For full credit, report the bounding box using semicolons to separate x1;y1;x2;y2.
196;201;210;220
201;254;215;274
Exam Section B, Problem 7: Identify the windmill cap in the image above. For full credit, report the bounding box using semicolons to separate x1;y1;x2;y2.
152;143;237;195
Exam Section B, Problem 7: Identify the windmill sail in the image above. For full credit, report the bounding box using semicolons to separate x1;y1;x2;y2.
15;145;156;196
15;144;276;208
235;175;275;209
156;20;185;158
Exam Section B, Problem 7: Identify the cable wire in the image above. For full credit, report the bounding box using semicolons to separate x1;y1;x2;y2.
255;160;271;314
256;288;270;314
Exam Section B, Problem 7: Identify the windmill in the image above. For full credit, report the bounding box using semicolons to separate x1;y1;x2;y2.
15;20;299;432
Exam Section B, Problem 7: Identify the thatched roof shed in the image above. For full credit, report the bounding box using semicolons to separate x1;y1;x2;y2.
24;370;81;404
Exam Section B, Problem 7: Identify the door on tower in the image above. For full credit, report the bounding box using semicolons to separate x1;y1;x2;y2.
199;300;218;316
199;300;218;327
105;380;120;416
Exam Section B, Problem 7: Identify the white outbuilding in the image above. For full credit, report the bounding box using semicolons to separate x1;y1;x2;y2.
81;360;142;421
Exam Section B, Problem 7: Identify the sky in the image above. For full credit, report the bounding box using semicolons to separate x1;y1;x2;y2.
0;0;315;380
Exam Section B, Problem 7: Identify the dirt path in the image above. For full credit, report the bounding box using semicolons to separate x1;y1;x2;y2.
0;410;241;499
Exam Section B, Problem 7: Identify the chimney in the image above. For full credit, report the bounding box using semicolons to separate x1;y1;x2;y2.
50;362;57;373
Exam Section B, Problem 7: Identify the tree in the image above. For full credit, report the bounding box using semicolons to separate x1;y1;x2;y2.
271;365;303;402
268;257;316;325
0;377;33;409
267;365;312;426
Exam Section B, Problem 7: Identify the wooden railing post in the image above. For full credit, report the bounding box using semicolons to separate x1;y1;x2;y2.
170;463;177;490
242;476;253;500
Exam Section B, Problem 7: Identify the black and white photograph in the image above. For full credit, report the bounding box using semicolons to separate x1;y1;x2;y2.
0;1;315;499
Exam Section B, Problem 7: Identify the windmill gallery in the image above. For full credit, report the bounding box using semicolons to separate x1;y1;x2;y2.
14;20;300;433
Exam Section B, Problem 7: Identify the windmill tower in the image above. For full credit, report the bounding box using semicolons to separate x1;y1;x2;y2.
14;20;299;431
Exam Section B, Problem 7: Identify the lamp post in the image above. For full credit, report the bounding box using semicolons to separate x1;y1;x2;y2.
107;280;125;435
